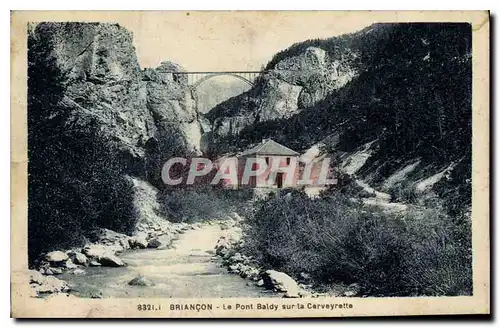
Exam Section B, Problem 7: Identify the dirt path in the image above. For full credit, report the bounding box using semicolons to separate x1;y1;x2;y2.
60;223;275;298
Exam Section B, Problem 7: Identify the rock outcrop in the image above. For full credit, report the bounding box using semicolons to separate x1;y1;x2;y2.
205;45;358;142
213;220;312;298
28;22;201;262
143;61;202;153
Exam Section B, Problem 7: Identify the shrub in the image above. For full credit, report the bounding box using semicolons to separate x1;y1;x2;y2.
387;181;418;203
28;125;139;263
243;190;472;296
158;187;253;223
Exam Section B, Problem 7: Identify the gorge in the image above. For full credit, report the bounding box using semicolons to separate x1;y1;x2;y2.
27;21;473;298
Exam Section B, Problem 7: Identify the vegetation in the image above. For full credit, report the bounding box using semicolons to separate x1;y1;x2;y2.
208;23;472;214
27;25;139;263
243;189;472;296
158;187;253;223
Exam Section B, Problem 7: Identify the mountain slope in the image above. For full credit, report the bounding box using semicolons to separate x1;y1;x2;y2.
205;23;472;212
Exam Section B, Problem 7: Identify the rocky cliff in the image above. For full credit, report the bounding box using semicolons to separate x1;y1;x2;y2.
27;22;199;261
205;45;358;141
143;61;202;154
203;24;392;145
205;23;472;213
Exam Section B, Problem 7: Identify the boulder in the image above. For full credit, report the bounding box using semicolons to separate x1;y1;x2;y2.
228;263;242;273
98;254;126;267
118;238;131;251
146;238;163;249
98;228;130;249
256;279;265;287
156;243;170;250
247;268;261;281
45;251;69;264
129;234;148;249
29;270;70;295
73;252;88;266
63;259;78;269
128;276;155;287
72;269;86;275
89;260;101;267
238;265;251;278
262;270;301;296
45;267;63;275
214;237;230;256
82;244;111;259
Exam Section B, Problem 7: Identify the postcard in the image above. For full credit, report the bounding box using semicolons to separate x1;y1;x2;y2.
11;10;490;318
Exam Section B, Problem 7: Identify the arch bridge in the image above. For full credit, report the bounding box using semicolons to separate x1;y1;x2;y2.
168;71;264;90
165;71;265;112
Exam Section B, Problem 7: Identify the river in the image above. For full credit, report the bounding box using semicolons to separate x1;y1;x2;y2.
60;223;276;298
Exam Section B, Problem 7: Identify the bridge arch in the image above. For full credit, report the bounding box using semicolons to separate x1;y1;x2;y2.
189;73;255;113
190;72;255;91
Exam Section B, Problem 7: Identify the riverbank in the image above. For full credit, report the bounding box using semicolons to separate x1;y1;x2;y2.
29;217;191;298
30;216;281;299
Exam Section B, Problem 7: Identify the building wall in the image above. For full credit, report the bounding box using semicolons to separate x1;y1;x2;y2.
216;154;337;189
221;154;300;188
254;155;300;188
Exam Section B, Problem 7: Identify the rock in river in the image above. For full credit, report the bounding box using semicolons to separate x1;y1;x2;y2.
129;234;148;249
89;260;101;267
147;238;163;249
63;258;78;269
72;252;89;266
262;270;300;297
128;276;155;287
45;251;69;264
98;254;126;267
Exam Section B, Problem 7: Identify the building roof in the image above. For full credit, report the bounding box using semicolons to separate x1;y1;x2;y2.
239;139;299;157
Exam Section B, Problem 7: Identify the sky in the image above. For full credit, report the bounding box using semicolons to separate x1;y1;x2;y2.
19;11;482;72
116;12;370;71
